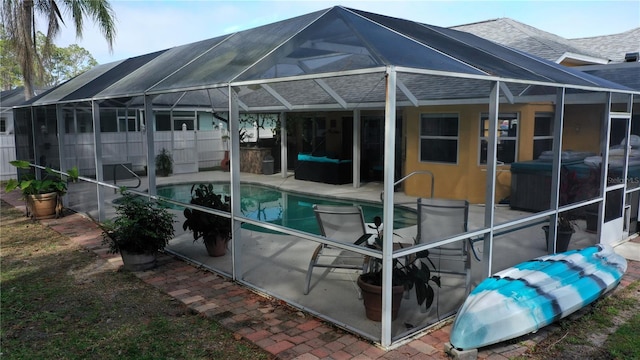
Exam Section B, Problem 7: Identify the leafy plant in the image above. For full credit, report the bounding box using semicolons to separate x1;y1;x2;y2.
359;216;442;311
4;160;78;196
182;184;232;246
557;215;576;233
559;165;601;206
155;148;173;177
100;191;175;254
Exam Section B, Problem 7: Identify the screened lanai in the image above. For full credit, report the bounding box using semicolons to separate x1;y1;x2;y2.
12;6;639;348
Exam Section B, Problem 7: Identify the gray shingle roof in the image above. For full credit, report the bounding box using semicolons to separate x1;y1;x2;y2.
0;88;27;109
580;62;640;91
451;18;607;62
1;87;50;109
571;28;640;63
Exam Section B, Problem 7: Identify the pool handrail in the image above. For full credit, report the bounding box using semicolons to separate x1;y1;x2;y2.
113;163;141;190
380;170;434;203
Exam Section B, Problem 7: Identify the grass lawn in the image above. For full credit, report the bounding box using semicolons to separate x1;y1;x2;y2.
523;275;640;359
0;200;273;360
604;309;640;359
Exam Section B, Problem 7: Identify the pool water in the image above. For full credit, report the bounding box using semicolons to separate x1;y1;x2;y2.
157;183;417;235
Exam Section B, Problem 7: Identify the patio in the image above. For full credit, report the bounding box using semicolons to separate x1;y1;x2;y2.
3;179;632;360
65;170;599;343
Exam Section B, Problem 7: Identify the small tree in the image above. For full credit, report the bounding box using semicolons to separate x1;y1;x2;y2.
0;27;22;90
239;113;279;147
36;32;98;87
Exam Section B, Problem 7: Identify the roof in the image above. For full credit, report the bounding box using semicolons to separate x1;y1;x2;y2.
579;62;640;91
571;28;640;63
1;87;51;110
450;18;608;65
1;88;27;109
23;6;635;110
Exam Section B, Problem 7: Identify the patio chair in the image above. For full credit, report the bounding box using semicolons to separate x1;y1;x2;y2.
304;204;371;296
416;198;477;295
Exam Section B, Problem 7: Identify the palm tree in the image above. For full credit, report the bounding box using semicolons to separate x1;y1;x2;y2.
1;0;116;99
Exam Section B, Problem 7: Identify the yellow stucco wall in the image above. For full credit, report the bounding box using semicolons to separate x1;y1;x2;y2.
562;104;605;153
402;103;560;204
290;104;606;206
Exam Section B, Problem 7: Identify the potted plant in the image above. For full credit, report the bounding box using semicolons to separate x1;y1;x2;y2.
560;164;601;232
356;216;441;321
182;184;232;257
100;191;175;271
155;148;173;177
4;160;78;219
542;215;575;253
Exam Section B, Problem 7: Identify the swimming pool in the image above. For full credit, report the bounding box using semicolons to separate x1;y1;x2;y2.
157;183;417;235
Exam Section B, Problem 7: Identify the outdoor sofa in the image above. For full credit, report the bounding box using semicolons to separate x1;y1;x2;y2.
295;153;352;185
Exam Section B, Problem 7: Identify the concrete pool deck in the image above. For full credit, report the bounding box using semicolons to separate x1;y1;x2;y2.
4;171;639;359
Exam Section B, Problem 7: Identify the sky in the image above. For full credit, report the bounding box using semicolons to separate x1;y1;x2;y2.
48;0;640;65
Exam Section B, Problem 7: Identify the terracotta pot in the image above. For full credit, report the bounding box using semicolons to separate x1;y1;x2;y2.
204;236;228;257
120;250;157;271
357;276;405;322
27;192;58;219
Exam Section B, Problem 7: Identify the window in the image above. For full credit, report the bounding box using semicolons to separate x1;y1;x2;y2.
120;109;138;132
0;117;6;133
155;112;171;131
420;113;459;163
117;116;138;132
173;111;195;131
173;118;195;131
63;109;75;134
533;112;554;159
100;109;118;132
155;111;195;131
77;109;93;133
479;112;518;164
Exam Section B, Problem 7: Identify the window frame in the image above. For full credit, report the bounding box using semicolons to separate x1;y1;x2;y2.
118;115;139;132
76;108;94;133
533;112;554;160
479;112;519;165
0;116;7;134
419;113;460;164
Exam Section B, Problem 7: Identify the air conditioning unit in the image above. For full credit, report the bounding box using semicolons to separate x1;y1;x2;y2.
624;52;639;62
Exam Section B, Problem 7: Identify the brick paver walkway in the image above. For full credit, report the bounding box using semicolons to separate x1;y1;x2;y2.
3;190;639;360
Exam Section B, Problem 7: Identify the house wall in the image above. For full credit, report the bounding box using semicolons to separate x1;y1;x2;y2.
563;104;605;153
402;103;557;204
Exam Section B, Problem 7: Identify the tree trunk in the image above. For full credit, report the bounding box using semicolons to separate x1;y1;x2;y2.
19;0;36;100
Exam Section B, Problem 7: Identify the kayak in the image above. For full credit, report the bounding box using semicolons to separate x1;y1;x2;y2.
449;244;627;350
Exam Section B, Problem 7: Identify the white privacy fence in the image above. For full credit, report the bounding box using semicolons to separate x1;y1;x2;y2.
4;127;265;180
0;134;17;181
61;129;227;177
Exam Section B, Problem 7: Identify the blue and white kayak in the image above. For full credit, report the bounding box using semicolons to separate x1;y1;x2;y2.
449;244;627;350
